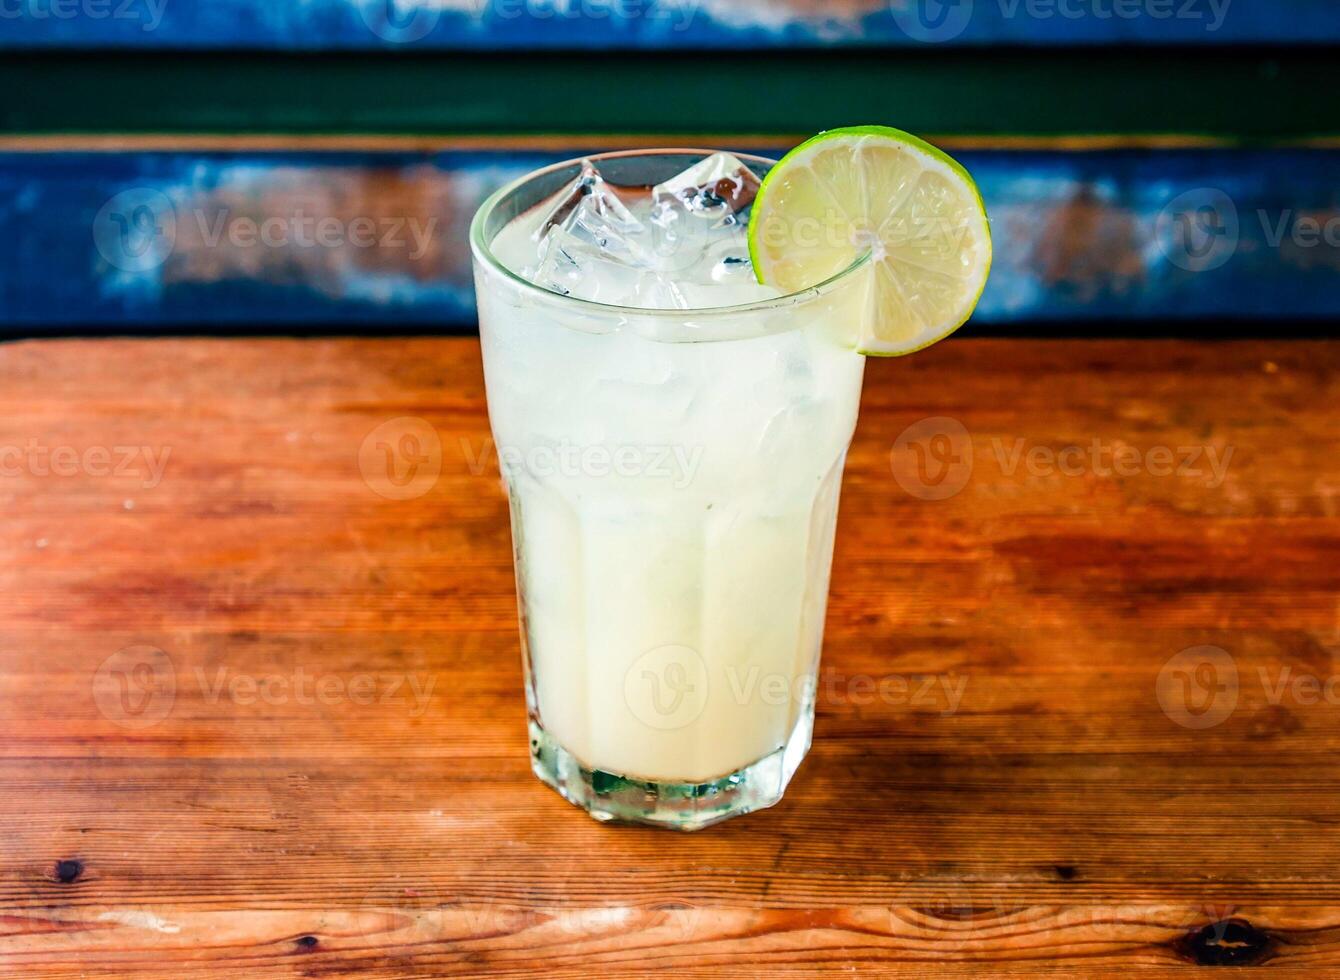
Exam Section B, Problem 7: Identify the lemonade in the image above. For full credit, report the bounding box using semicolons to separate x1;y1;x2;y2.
471;136;990;828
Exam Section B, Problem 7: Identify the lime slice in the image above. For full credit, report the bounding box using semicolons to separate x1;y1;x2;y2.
748;125;992;356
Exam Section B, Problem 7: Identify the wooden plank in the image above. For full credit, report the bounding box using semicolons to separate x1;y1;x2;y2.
2;146;1339;328
3;50;1339;142
0;337;1338;977
2;0;1337;48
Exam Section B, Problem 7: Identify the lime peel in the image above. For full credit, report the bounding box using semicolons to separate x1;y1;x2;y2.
748;125;992;357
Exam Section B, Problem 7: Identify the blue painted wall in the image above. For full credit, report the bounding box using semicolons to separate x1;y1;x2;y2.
4;148;1337;329
0;0;1335;48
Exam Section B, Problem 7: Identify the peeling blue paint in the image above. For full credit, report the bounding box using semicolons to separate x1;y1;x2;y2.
2;148;1338;328
0;0;1334;48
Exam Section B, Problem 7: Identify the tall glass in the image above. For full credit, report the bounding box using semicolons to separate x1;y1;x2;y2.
470;150;869;829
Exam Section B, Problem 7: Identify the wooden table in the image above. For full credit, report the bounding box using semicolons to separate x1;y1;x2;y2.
1;337;1338;978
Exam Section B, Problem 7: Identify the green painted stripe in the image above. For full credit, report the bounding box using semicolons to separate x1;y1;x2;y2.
3;49;1338;141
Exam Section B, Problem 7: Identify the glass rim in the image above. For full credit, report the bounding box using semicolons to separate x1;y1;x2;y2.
468;147;871;321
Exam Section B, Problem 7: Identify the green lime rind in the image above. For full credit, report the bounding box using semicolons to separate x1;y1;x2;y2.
747;124;992;358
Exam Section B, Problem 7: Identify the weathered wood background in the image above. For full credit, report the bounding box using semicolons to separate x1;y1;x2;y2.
5;143;1339;329
0;337;1337;976
4;45;1340;331
6;0;1339;48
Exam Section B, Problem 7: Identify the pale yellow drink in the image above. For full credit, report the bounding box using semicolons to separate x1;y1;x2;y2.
472;150;867;828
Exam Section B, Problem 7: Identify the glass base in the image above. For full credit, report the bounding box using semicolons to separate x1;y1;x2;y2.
528;712;813;831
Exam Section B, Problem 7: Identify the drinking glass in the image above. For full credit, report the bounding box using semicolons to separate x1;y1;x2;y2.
471;150;869;829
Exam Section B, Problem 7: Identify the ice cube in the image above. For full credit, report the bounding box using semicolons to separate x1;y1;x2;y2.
511;153;771;310
709;253;755;287
525;160;661;304
652;152;761;219
536;159;643;239
593;343;696;422
538;163;648;264
528;226;582;297
530;225;694;309
644;153;760;279
528;227;628;305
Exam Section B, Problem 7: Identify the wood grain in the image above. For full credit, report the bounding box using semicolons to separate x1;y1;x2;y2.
11;148;1340;332
0;337;1338;978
